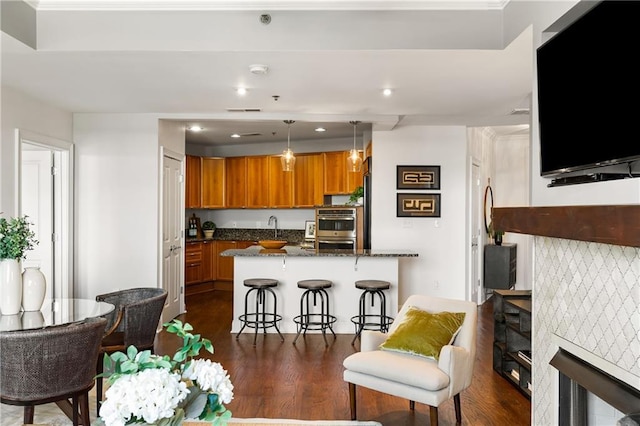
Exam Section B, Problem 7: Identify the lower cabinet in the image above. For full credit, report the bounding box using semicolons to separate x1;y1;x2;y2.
185;242;204;285
215;240;255;281
186;240;256;290
201;240;215;282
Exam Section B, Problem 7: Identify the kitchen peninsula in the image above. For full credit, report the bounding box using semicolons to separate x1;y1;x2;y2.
221;245;418;334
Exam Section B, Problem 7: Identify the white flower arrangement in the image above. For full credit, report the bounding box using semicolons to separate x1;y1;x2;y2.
98;320;233;426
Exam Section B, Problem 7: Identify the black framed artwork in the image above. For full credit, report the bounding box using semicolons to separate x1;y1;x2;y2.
396;193;441;217
396;165;441;190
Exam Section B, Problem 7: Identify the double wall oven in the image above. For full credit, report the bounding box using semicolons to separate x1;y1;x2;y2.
315;207;360;250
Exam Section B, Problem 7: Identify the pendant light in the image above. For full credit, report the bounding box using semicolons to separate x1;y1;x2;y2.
347;120;363;172
281;120;296;171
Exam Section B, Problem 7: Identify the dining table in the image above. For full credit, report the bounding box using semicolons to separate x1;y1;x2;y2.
0;298;115;332
0;298;115;425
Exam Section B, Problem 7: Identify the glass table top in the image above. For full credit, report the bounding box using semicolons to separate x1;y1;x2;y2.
0;298;115;332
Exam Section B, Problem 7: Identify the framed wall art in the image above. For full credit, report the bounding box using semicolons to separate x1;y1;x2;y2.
304;220;316;240
396;165;440;190
396;193;441;217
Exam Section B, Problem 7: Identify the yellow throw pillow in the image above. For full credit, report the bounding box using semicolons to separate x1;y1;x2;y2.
379;306;466;360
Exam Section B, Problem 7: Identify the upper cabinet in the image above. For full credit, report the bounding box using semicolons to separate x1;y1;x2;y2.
246;156;270;208
201;157;225;208
185;155;202;208
324;151;364;195
294;153;324;207
268;155;294;208
225;156;247;208
187;149;366;209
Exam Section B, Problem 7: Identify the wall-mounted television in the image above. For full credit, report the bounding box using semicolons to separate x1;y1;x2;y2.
536;1;640;183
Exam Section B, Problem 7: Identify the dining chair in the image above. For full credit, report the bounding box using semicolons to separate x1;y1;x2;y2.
95;287;167;415
0;317;107;426
343;294;477;425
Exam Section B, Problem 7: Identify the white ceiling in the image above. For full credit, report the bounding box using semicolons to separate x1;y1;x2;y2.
2;0;536;146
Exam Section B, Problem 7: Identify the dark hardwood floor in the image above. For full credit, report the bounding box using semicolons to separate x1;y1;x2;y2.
155;290;531;425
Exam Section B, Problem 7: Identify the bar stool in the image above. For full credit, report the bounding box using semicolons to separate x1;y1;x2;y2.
293;279;337;346
350;279;394;345
236;278;284;346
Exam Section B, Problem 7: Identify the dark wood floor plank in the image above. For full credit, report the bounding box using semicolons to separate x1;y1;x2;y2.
154;290;531;425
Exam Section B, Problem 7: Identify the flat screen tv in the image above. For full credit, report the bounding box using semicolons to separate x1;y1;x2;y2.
536;0;640;179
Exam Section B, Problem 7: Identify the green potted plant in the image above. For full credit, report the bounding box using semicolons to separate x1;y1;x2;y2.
487;221;504;246
0;215;38;315
349;186;364;205
202;221;216;239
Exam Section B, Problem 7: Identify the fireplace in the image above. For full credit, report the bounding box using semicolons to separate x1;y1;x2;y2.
492;205;640;425
550;346;640;425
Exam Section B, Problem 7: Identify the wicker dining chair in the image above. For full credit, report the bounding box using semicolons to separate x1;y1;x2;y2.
95;287;167;415
0;317;107;426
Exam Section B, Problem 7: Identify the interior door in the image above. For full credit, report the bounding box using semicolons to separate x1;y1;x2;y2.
18;131;73;301
21;149;54;300
161;152;184;322
469;162;481;304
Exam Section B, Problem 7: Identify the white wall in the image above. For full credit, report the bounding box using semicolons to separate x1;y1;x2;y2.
0;86;73;216
372;125;468;303
73;114;160;298
494;133;533;289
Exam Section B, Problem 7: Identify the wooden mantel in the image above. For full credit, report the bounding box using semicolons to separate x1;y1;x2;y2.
492;205;640;248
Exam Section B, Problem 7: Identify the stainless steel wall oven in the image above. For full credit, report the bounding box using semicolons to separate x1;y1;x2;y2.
315;207;358;250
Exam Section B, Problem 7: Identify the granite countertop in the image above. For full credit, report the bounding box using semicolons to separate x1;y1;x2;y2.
185;228;305;244
221;245;418;258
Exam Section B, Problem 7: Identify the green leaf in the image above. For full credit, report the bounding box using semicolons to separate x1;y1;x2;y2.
126;345;138;360
183;388;208;419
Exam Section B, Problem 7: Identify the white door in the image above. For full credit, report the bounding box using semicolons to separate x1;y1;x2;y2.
21;149;54;300
469;162;481;304
161;152;184;322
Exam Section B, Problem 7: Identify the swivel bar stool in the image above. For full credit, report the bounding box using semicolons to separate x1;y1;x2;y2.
236;278;284;346
350;279;394;345
293;279;337;346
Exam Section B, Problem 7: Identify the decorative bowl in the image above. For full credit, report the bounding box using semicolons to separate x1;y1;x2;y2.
258;240;287;249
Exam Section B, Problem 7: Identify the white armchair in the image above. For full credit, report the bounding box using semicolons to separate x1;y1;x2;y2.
343;294;478;425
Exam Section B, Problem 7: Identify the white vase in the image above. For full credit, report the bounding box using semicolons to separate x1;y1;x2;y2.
22;311;45;329
22;266;46;311
0;259;22;315
0;313;22;331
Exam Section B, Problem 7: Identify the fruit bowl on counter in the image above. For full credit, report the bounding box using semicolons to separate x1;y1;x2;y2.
258;240;288;249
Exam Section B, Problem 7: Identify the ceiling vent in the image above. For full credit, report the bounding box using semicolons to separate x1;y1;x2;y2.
510;108;530;115
226;108;262;112
239;132;262;137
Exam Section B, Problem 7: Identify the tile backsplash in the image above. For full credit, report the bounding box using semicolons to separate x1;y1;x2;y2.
532;237;640;425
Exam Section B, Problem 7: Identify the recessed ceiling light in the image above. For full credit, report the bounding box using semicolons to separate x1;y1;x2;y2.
382;88;393;97
230;133;241;138
315;127;326;132
236;87;247;96
188;125;203;132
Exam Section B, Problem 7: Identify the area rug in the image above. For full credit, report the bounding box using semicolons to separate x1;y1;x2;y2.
1;398;381;426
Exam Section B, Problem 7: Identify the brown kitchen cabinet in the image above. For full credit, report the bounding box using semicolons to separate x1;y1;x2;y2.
323;151;364;195
294;153;324;207
246;156;270;208
185;241;203;285
201;239;215;282
201;157;225;208
268;155;294;207
185;155;202;208
215;240;255;281
225;156;247;208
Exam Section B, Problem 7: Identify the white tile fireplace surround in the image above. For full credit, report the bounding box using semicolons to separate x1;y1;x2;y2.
533;237;640;425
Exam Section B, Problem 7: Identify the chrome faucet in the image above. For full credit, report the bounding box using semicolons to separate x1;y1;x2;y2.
268;215;278;239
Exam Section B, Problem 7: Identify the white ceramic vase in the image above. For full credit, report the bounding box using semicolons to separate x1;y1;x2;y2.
0;259;22;315
22;311;45;329
22;266;46;311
